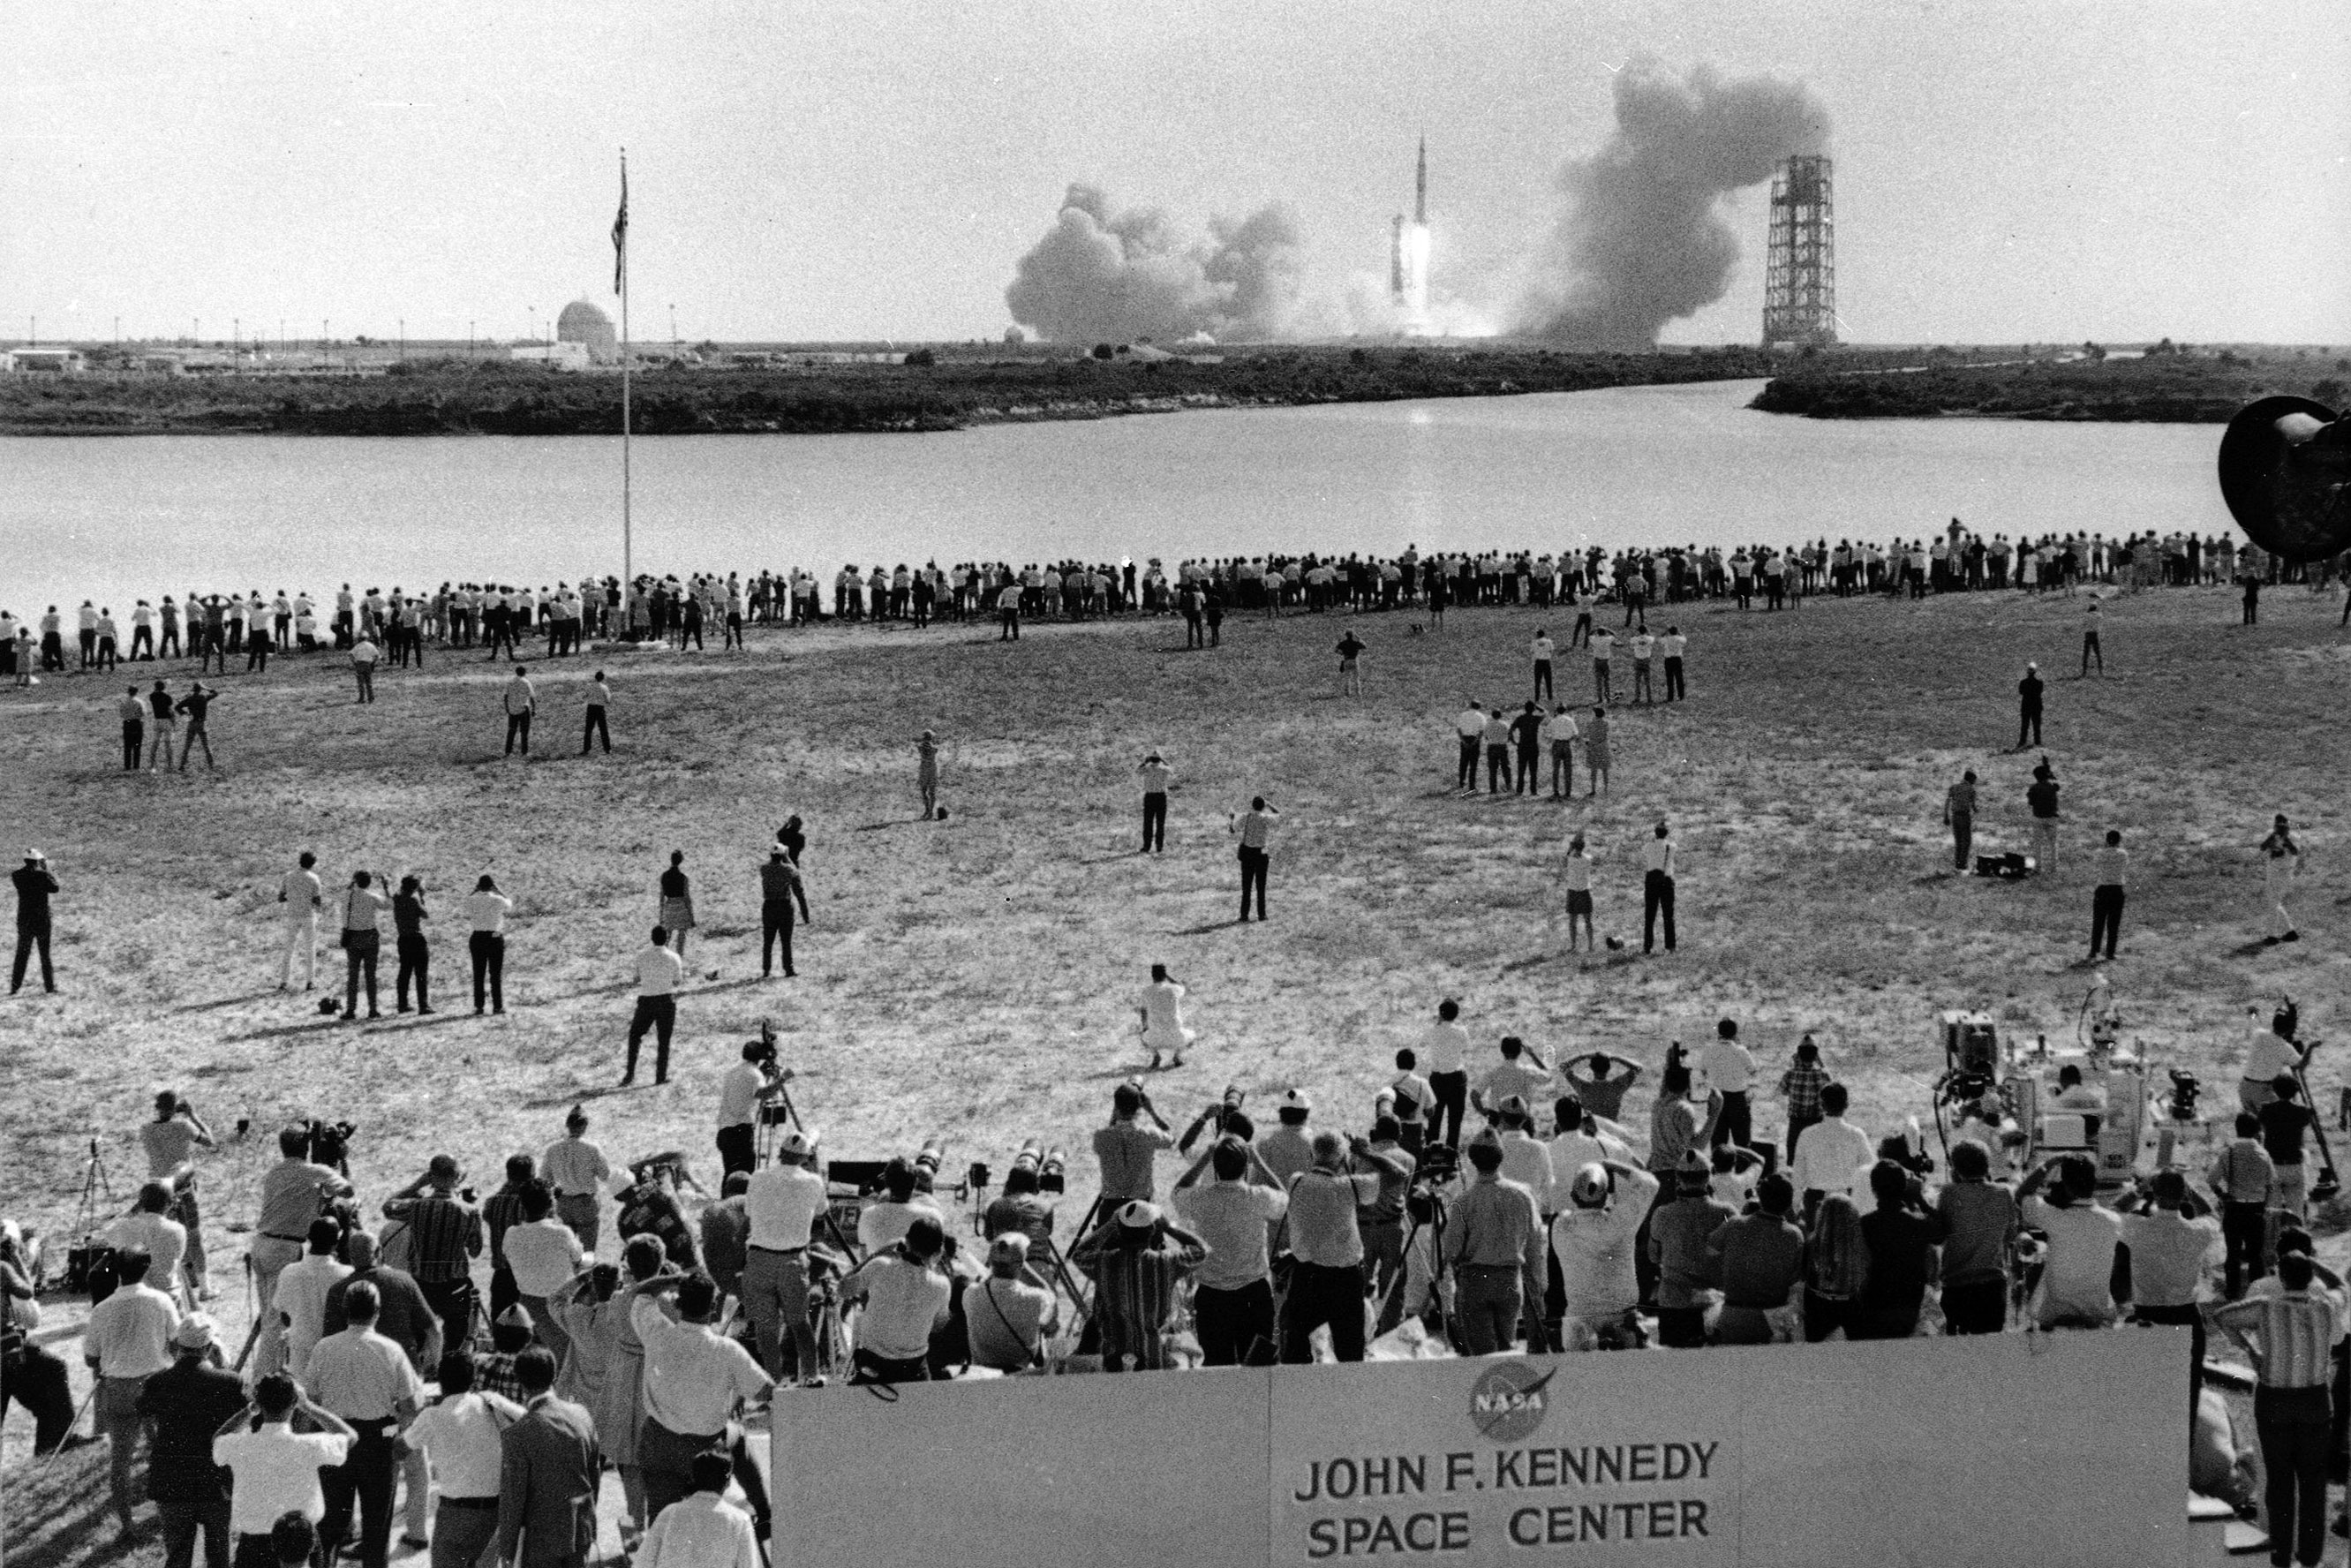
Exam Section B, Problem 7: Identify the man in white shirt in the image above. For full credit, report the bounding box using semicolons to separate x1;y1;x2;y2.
714;1037;783;1178
1494;1098;1556;1202
840;1218;953;1384
1453;702;1486;791
305;1282;425;1568
350;636;378;703
141;1090;217;1297
2117;1170;2221;1411
463;876;514;1015
501;667;536;757
622;926;687;1087
2090;828;2128;960
1540;706;1577;799
1138;963;1194;1069
1659;626;1687;702
1170;1136;1289;1366
1532;633;1555;702
541;1106;615;1250
274;1217;354;1379
403;1353;524;1568
1422;999;1472;1150
503;1186;585;1365
1545;1096;1634;1215
961;1234;1060;1373
1588;627;1616;703
1232;796;1279;923
279;851;325;991
213;1375;357;1555
107;1183;191;1305
630;1275;773;1520
2018;1155;2124;1329
1790;1084;1874;1220
742;1129;829;1380
84;1247;182;1531
2242;1007;2308;1114
1700;1018;1758;1151
1473;1037;1553;1119
1550;1158;1660;1350
638;1451;760;1568
1640;820;1677;955
855;1159;946;1255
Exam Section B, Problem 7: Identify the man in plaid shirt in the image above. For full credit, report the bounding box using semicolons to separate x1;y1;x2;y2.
1778;1037;1829;1165
1069;1202;1207;1372
381;1155;483;1353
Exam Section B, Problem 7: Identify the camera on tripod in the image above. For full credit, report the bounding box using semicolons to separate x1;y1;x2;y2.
2166;1068;2201;1124
1933;1011;2001;1110
1010;1140;1068;1195
1404;1142;1460;1224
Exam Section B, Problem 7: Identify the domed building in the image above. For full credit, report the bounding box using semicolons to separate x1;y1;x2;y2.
557;298;619;364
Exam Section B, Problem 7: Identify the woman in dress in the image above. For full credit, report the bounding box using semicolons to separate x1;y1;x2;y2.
658;850;695;959
2260;814;2302;945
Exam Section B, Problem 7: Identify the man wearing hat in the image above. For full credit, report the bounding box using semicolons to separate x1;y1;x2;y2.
1070;1201;1208;1372
1259;1089;1317;1190
11;848;57;995
742;1129;828;1380
136;1313;247;1568
382;1157;485;1355
1647;1152;1737;1348
1439;1130;1547;1356
964;1234;1060;1372
1551;1156;1660;1351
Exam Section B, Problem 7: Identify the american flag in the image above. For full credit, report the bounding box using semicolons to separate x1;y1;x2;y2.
611;156;629;296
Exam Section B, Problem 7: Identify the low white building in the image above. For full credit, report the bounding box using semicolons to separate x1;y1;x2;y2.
510;342;593;371
3;348;87;374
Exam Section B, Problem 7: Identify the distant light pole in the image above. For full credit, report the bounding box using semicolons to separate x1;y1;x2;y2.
528;305;536;347
26;316;34;347
398;319;405;361
233;317;240;366
469;320;476;358
193;317;200;347
670;303;679;358
321;319;329;366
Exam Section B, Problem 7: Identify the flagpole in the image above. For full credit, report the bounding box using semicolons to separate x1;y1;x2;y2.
619;147;632;596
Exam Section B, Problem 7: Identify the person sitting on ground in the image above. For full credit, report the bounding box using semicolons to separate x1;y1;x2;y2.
2018;1154;2122;1329
1800;1194;1870;1342
1707;1173;1805;1345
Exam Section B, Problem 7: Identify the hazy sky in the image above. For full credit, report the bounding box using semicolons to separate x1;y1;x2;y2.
8;0;2346;346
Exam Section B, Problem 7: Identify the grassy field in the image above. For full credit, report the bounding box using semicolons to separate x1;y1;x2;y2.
1753;348;2347;422
5;579;2348;1564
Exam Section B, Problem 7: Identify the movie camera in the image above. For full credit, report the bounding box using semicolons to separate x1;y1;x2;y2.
1931;1007;2151;1191
303;1119;358;1175
1405;1142;1460;1225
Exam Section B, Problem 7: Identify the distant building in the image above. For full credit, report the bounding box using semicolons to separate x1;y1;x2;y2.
557;300;619;364
512;341;594;372
4;348;87;374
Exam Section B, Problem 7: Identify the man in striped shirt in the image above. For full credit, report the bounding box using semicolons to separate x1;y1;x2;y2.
1068;1201;1207;1372
2214;1253;2343;1567
381;1156;484;1353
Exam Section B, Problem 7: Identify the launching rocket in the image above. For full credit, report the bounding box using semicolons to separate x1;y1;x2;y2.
1390;137;1431;335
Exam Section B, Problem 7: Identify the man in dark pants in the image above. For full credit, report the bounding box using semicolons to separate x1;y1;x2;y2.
381;1157;484;1355
2119;1171;2217;1419
12;848;57;994
1232;797;1277;923
1139;753;1171;852
2214;1253;2337;1568
137;1315;249;1568
1641;821;1677;955
494;1348;602;1568
1510;702;1543;796
2242;573;2261;627
759;849;811;978
308;1283;422;1568
502;667;535;757
1944;770;1977;871
2090;829;2127;960
2016;662;2044;749
121;686;147;771
581;671;611;755
2210;1112;2275;1298
622;926;685;1085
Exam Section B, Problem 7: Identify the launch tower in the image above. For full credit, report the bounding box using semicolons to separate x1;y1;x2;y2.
1761;155;1835;349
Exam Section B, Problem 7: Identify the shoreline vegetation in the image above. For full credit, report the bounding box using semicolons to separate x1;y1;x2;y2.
0;340;2336;438
1752;346;2347;423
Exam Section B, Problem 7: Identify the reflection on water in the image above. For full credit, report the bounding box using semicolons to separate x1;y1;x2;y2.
0;379;2227;613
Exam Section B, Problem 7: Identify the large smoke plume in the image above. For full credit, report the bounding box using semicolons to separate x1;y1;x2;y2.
1517;61;1829;348
1004;185;1303;343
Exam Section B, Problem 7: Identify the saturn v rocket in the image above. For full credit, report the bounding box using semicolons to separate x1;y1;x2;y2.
1389;138;1431;335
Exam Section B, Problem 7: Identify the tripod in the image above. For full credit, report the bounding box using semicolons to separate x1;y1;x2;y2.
72;1137;117;1240
751;1080;806;1167
2289;1047;2342;1204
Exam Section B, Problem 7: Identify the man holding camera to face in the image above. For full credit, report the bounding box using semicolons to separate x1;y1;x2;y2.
1172;1135;1288;1367
1280;1130;1412;1365
714;1028;792;1180
839;1217;954;1385
1092;1082;1174;1210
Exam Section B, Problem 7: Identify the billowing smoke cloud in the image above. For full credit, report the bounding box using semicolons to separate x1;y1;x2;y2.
1005;185;1303;343
1518;61;1829;348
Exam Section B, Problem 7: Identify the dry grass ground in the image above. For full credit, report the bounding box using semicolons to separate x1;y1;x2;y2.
4;578;2348;1564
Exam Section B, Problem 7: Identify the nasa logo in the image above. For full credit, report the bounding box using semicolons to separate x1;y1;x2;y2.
1469;1360;1557;1444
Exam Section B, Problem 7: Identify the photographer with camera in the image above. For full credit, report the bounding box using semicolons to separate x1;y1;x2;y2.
1438;1129;1546;1357
110;1183;192;1310
839;1217;954;1385
1070;1202;1208;1373
251;1126;355;1376
1093;1081;1175;1209
630;1270;773;1518
1177;1086;1252;1156
742;1129;827;1382
983;1144;1064;1261
1280;1130;1410;1365
714;1029;792;1179
1172;1134;1289;1366
855;1157;946;1255
142;1090;216;1299
964;1234;1061;1373
381;1156;485;1354
2017;1154;2122;1330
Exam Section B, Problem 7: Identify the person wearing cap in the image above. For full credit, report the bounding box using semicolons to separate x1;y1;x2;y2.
307;1280;425;1568
2016;662;2044;749
1093;1081;1176;1209
1439;1130;1547;1356
270;1218;352;1381
382;1156;485;1354
212;1375;358;1568
1172;1135;1290;1366
1070;1200;1209;1372
403;1353;524;1568
964;1233;1060;1372
637;1449;759;1568
1137;753;1172;853
84;1247;181;1533
757;845;811;979
621;926;687;1087
494;1346;603;1568
11;848;57;995
1552;1156;1661;1351
138;1311;247;1568
541;1107;616;1251
742;1128;828;1381
1280;1130;1411;1364
1646;1152;1736;1347
839;1216;956;1384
